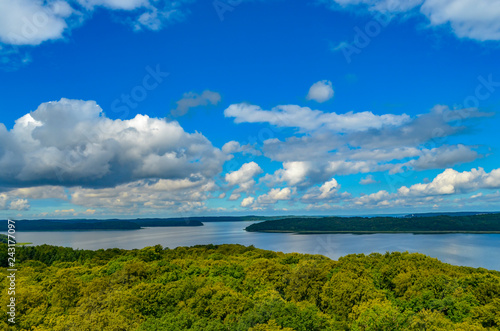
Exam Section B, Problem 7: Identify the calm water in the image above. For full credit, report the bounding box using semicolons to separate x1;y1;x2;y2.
9;221;500;271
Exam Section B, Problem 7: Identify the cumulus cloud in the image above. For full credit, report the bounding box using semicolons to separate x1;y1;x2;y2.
260;105;489;182
266;159;387;189
0;0;192;50
346;167;500;210
0;98;226;188
6;186;67;200
353;190;391;207
225;162;263;194
170;90;221;117
224;103;410;133
306;80;334;103
398;167;500;196
1;193;30;211
325;0;500;41
421;0;500;41
9;199;30;211
0;193;30;211
70;176;217;213
241;196;255;207
301;178;345;201
273;161;314;186
257;187;295;204
0;0;76;46
228;193;241;201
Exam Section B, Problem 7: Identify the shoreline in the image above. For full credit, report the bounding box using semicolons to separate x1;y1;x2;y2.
247;230;500;234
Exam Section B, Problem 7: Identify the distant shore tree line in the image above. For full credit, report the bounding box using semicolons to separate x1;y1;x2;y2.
245;213;500;233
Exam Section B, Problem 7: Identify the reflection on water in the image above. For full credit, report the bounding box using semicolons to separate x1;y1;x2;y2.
10;222;500;271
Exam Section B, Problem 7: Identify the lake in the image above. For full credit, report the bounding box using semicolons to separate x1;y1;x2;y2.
10;221;500;271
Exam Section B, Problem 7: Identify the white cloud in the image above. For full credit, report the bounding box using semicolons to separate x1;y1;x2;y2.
360;174;377;185
257;187;295;204
301;178;345;201
306;80;334;103
7;186;67;200
421;0;500;41
0;0;76;46
266;160;383;188
225;162;263;194
241;196;255;207
0;0;192;51
260;105;489;181
225;103;410;132
9;198;30;211
0;98;226;188
70;176;217;213
325;0;500;41
274;161;313;186
225;162;263;186
171;90;221;117
398;167;500;196
343;167;500;210
228;193;241;201
354;190;391;206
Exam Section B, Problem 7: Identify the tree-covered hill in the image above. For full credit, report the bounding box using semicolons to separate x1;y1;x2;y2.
1;243;499;330
245;213;500;233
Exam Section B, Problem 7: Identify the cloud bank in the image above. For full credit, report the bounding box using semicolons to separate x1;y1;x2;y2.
324;0;500;41
0;98;225;188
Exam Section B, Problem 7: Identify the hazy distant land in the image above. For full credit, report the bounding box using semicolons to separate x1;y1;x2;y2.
2;212;500;232
0;219;203;231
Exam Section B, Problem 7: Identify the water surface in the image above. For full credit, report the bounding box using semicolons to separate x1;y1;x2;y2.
10;221;500;271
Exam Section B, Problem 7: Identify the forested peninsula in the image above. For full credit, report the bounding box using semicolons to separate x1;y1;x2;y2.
1;243;499;330
245;213;500;233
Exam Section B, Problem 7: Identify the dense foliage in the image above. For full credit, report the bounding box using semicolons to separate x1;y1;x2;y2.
1;243;500;330
245;213;500;233
0;234;7;244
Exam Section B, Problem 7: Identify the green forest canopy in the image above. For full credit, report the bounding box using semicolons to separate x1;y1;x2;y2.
245;213;500;233
1;243;499;330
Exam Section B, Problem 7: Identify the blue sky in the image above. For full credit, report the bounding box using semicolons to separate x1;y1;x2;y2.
1;0;500;218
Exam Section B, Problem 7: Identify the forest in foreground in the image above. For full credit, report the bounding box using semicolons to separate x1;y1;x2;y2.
1;243;500;330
